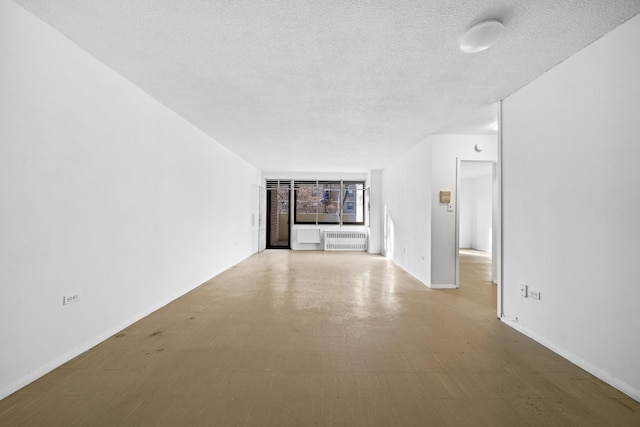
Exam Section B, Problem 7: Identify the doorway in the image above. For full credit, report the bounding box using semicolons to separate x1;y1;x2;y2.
266;181;291;249
455;160;497;287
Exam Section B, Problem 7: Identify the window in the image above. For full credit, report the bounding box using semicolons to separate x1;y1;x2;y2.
342;182;365;225
295;181;340;224
294;180;365;225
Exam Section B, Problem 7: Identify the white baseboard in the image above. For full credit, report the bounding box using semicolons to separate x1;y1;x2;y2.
501;317;640;402
429;283;457;289
386;258;457;290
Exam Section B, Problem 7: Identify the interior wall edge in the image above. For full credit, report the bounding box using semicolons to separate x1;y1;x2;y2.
388;260;432;289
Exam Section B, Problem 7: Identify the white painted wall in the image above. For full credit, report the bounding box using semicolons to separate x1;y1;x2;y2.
258;186;267;252
459;164;493;252
380;140;431;285
367;169;383;254
459;178;474;250
473;174;493;252
431;135;497;287
502;13;640;400
0;1;261;399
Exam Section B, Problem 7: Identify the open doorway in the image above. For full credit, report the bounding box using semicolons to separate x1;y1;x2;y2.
266;181;291;249
456;160;497;287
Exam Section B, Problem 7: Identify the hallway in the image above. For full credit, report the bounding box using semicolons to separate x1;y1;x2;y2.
1;250;638;426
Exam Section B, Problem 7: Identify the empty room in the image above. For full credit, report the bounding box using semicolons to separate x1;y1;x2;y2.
1;0;640;425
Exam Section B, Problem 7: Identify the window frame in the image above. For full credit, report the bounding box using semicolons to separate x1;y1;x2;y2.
341;181;366;225
293;180;366;226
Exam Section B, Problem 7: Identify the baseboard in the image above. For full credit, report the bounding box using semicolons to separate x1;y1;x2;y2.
383;255;455;289
429;283;457;289
0;278;210;400
501;317;640;402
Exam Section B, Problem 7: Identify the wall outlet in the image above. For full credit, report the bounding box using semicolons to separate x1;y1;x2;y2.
529;289;541;300
520;284;528;297
63;293;80;306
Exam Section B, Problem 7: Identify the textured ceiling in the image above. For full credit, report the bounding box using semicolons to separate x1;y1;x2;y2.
12;0;640;173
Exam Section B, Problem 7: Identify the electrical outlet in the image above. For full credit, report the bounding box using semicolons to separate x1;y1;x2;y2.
63;293;80;306
529;289;541;300
520;284;528;297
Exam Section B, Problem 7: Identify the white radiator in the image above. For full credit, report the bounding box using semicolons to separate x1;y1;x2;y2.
324;231;368;251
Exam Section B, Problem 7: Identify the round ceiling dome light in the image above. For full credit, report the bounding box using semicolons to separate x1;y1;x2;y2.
459;19;505;53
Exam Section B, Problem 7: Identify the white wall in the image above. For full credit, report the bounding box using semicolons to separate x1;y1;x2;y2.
0;0;261;399
431;135;497;287
367;169;383;254
502;13;640;400
459;165;493;252
459;178;474;249
472;173;493;252
380;140;431;285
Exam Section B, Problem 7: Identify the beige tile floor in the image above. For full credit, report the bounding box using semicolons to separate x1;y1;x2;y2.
1;250;639;426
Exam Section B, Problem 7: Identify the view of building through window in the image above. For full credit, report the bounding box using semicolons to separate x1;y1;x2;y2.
342;182;365;224
295;181;365;225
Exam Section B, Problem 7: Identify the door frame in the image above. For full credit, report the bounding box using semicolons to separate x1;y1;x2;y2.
258;186;266;252
454;159;498;288
266;186;291;249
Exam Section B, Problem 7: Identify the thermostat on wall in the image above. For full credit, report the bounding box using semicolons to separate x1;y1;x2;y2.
439;191;451;203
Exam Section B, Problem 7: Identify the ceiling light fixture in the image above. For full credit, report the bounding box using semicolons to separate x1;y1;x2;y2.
459;19;504;53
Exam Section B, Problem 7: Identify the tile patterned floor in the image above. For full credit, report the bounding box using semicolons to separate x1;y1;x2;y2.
1;250;638;426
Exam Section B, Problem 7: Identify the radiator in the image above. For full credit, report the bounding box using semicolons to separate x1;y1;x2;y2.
324;231;368;251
